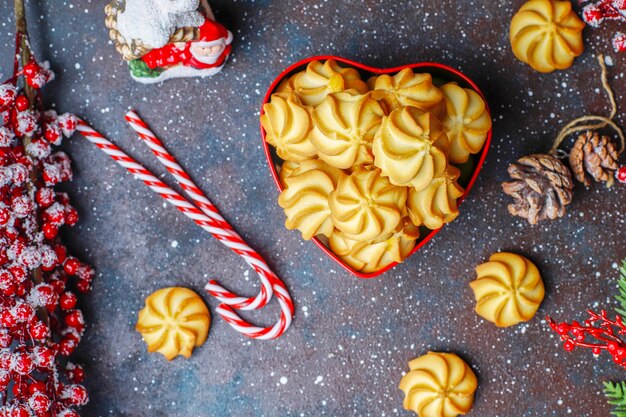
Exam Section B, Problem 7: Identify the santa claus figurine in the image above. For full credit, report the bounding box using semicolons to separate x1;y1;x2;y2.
105;0;233;83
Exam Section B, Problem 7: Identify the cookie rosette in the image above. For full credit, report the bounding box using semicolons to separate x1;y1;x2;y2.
329;220;419;273
469;252;545;327
510;0;585;73
278;159;345;240
262;59;491;275
277;59;369;106
261;92;316;162
407;166;464;230
329;167;407;242
440;83;492;164
373;107;449;190
399;352;477;417
310;92;385;169
368;68;444;114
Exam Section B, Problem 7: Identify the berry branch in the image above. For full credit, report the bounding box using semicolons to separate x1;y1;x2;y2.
0;0;93;416
547;259;626;370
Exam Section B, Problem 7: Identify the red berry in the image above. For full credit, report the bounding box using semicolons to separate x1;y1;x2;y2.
14;302;34;322
0;309;16;328
64;258;80;275
617;166;626;184
12;351;34;375
65;310;83;329
563;341;575;352
556;323;570;335
14;95;29;112
42;222;58;240
54;245;67;264
62;384;88;406
50;278;66;294
14;282;27;297
592;347;602;355
9;266;26;283
608;341;619;352
28;391;51;413
36;188;55;208
22;61;40;77
0;371;9;390
60;292;77;310
12;404;31;417
68;365;84;383
0;351;12;369
0;207;9;225
30;320;49;340
58;410;80;417
0;330;11;348
28;381;47;394
65;208;79;226
32;346;54;369
59;334;78;356
76;279;91;293
1;284;16;296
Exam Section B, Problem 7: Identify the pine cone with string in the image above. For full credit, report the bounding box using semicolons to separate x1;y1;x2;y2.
502;154;574;225
569;131;620;187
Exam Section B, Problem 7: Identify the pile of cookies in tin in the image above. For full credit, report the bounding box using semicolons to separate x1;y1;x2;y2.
261;60;491;273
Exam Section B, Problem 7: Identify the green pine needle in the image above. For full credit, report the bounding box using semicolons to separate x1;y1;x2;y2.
615;259;626;321
604;381;626;416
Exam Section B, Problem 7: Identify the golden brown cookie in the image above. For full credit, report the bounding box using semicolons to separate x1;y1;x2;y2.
469;252;545;327
278;159;346;240
329;220;419;273
311;92;385;169
440;83;492;164
510;0;585;73
329;167;407;242
407;166;464;230
399;352;477;417
136;287;210;360
368;69;443;113
276;59;368;106
372;107;449;190
261;93;316;162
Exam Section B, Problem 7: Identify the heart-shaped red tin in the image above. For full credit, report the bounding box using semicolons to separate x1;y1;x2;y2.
261;56;492;278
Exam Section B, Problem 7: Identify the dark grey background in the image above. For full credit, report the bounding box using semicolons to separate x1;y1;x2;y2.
1;1;625;416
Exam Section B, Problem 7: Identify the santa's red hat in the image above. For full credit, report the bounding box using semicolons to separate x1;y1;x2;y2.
197;17;230;43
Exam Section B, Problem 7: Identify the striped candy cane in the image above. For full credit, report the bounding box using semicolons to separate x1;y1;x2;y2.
76;119;294;339
124;111;275;311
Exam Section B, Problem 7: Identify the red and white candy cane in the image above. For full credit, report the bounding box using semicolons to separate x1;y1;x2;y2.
124;110;274;311
75;118;294;340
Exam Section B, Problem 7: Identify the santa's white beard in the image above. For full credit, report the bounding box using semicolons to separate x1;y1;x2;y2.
191;44;226;65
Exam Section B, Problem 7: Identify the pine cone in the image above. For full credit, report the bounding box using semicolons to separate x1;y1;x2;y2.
502;153;574;225
569;131;619;187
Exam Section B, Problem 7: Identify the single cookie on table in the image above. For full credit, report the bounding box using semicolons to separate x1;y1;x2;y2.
329;167;407;242
399;351;477;417
278;159;346;240
510;0;585;73
368;68;444;113
329;220;419;273
310;92;385;169
469;252;544;327
135;287;210;360
261;92;316;162
440;83;492;164
276;59;369;107
407;166;464;230
372;107;449;190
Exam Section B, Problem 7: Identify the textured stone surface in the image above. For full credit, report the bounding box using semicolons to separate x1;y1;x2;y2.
1;1;625;416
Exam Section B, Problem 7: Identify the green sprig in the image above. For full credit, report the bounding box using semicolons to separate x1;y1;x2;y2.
604;381;626;416
615;259;626;322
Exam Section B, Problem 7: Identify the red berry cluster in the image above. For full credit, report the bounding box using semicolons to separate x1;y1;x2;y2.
547;310;626;369
0;48;91;415
580;1;626;52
